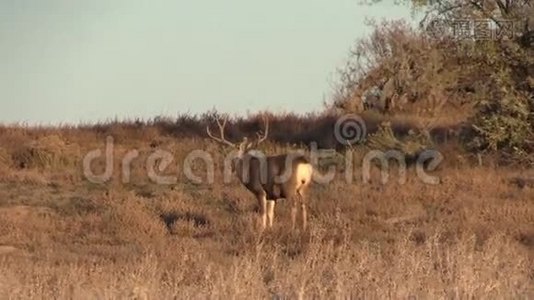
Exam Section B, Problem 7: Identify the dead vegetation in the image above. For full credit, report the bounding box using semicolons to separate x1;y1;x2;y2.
0;121;532;299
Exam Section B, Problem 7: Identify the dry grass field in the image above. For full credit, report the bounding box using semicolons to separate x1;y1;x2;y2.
0;118;532;299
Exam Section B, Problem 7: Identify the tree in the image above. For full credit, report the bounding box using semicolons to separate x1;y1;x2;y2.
333;0;533;164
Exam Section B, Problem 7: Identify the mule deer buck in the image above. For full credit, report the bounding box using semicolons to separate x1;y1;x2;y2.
206;116;313;231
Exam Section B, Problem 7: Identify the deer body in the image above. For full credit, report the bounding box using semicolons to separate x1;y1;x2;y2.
234;152;313;229
207;117;313;230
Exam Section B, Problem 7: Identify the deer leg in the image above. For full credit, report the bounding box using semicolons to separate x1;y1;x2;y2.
291;196;298;231
298;191;307;230
258;193;267;230
266;200;275;228
301;201;307;230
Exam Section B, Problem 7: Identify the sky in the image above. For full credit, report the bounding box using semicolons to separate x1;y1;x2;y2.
0;0;413;125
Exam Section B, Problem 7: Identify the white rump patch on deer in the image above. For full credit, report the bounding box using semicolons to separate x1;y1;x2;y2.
296;163;313;190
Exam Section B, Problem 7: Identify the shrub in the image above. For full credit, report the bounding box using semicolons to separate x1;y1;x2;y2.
11;135;80;170
366;121;432;160
332;6;534;164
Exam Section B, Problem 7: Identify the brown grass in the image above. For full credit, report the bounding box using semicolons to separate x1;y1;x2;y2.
0;120;532;299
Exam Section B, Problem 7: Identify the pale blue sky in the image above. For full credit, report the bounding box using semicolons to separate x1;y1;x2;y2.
0;0;412;125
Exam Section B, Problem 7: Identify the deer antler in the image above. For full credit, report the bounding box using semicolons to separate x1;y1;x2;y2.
250;116;269;148
206;117;236;147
